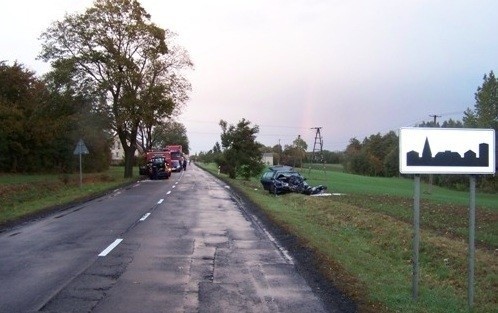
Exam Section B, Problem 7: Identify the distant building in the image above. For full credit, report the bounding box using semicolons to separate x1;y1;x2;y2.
262;153;274;166
110;137;144;165
110;137;124;165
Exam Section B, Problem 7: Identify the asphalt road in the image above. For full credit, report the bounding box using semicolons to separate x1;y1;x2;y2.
0;164;355;313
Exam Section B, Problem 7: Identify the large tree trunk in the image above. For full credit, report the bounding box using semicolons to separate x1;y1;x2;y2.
123;145;135;178
118;125;138;179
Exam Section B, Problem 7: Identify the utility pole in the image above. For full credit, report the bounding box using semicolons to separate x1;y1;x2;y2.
428;114;441;193
277;139;281;165
429;114;441;127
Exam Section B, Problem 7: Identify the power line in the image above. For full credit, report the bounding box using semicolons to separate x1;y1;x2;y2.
179;118;321;131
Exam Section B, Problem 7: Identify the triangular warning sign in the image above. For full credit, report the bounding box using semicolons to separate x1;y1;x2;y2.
73;139;89;155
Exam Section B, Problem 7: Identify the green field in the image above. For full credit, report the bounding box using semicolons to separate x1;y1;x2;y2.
1;164;496;312
199;163;498;313
0;167;140;226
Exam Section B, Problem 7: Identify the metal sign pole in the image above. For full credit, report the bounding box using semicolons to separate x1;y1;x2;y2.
468;175;476;309
412;174;420;301
79;152;83;188
400;128;495;305
73;139;89;188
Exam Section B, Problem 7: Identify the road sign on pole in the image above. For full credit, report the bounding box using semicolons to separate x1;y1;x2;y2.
73;139;89;155
73;139;89;188
399;128;495;174
399;127;495;309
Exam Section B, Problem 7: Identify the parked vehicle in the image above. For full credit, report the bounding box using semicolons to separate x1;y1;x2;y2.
165;145;183;161
139;149;172;179
170;159;182;172
147;156;171;180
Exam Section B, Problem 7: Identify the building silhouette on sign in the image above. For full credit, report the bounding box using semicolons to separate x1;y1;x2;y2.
407;137;489;167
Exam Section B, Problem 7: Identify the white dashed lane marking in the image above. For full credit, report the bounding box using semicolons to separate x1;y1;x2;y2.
98;239;123;257
139;213;151;222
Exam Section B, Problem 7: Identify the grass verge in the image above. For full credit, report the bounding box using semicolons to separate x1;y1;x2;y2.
0;167;140;227
199;163;497;313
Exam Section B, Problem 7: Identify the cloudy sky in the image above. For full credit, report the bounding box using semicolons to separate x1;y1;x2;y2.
1;0;497;154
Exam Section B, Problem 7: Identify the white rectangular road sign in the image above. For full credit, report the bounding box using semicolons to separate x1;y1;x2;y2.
399;128;496;174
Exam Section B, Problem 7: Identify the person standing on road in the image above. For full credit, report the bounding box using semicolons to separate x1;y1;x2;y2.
182;158;187;171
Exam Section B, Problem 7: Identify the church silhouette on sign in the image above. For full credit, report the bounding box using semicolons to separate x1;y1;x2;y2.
407;137;489;167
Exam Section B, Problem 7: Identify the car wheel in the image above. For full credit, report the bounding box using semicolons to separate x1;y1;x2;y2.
269;184;277;195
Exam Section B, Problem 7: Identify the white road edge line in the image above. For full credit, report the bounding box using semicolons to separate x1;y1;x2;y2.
262;228;294;265
139;213;151;221
158;199;164;204
167;191;172;195
98;238;123;257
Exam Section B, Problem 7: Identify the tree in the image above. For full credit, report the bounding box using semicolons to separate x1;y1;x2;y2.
149;120;189;154
197;142;222;164
219;118;264;179
272;144;283;155
137;33;192;152
43;59;112;172
0;60;111;173
0;62;52;172
39;0;192;178
441;119;463;128
463;71;498;192
321;150;344;164
213;142;222;154
418;118;463;128
343;132;399;177
463;71;498;130
279;135;308;167
293;135;307;166
281;145;299;167
343;138;361;173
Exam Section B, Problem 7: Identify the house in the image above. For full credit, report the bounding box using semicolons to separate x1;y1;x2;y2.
110;137;125;165
262;153;274;166
110;137;144;165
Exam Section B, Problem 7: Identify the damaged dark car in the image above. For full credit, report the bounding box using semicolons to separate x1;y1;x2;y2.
260;165;327;195
146;156;171;180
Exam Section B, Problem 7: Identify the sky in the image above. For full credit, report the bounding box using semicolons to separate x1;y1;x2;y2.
1;0;498;155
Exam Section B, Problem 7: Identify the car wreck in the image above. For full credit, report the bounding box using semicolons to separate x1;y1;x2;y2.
260;166;327;195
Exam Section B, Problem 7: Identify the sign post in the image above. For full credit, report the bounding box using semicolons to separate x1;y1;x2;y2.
399;128;495;308
468;175;476;308
73;139;89;188
412;175;420;300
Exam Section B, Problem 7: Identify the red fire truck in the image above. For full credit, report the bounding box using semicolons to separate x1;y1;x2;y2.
165;145;184;172
165;145;183;160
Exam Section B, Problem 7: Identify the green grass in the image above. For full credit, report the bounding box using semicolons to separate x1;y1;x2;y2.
305;169;496;209
0;167;140;226
304;168;498;249
200;163;498;313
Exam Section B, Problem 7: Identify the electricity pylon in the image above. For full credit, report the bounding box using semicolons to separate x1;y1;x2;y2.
309;127;325;175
